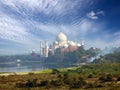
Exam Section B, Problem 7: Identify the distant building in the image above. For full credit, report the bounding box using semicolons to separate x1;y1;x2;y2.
31;49;36;57
40;31;84;57
40;41;43;56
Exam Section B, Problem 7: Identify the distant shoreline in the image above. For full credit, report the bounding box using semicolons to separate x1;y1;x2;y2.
0;69;49;76
0;66;77;76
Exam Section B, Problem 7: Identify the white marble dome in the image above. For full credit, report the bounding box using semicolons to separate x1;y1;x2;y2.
77;43;81;47
56;32;67;43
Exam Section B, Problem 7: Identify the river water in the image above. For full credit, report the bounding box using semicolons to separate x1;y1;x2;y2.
0;60;47;72
0;60;73;72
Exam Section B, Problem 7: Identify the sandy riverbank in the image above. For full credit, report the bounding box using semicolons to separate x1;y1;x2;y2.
0;69;52;76
0;66;76;76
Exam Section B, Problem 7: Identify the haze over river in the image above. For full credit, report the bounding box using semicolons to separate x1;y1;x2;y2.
0;59;72;72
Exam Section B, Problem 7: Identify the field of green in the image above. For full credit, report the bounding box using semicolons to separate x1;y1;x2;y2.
0;63;120;90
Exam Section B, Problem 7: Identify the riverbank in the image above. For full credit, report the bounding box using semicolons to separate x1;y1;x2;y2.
0;69;51;76
0;66;77;76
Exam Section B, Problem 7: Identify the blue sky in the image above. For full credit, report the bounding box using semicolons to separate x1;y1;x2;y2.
0;0;120;55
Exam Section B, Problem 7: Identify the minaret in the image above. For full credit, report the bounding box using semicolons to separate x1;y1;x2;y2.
45;40;49;57
81;39;84;48
40;41;43;56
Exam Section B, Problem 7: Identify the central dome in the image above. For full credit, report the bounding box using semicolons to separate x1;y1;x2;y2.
56;32;67;42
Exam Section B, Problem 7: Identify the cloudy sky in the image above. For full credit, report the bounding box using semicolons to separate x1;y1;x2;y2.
0;0;120;55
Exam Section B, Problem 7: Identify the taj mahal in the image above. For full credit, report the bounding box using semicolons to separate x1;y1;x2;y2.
39;31;84;57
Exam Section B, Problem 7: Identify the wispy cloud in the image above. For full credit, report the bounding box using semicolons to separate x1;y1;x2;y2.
0;11;42;54
0;0;87;16
113;31;120;36
0;11;27;42
0;0;119;55
87;11;104;19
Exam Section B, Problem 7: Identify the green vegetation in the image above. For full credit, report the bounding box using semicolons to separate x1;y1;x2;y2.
0;63;120;90
93;51;120;63
46;47;101;66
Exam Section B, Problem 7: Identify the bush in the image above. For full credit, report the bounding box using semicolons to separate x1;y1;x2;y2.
96;84;103;88
70;77;87;88
88;74;93;78
68;77;87;88
63;73;68;79
32;79;38;87
57;74;63;78
106;74;113;81
79;77;84;81
76;68;84;73
79;78;87;86
16;82;25;88
99;74;113;82
16;79;39;88
39;80;49;86
26;79;33;87
86;83;94;88
99;76;106;82
64;78;71;85
50;80;63;86
51;69;60;74
117;77;120;81
28;72;34;75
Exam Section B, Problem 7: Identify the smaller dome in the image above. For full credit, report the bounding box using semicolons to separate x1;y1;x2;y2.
69;41;76;46
64;44;68;48
54;41;58;44
68;41;70;43
77;43;81;47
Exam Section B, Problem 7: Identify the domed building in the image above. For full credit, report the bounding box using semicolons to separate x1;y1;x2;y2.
54;32;68;49
40;31;84;57
56;32;67;46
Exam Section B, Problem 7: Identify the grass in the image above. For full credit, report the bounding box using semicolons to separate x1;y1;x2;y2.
0;63;120;90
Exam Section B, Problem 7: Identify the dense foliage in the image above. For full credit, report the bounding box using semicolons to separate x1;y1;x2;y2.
93;51;120;63
46;47;101;65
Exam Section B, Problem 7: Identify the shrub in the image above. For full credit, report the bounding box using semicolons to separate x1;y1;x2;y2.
88;74;93;78
99;76;106;82
50;80;63;86
51;69;60;74
99;74;113;82
32;79;38;87
117;77;120;81
64;78;72;85
96;84;103;88
106;74;113;81
86;83;94;88
76;68;83;73
26;79;33;87
39;80;49;86
16;82;25;88
70;78;87;88
79;77;84;81
78;78;87;86
57;74;63;78
63;73;68;79
0;76;5;80
28;72;34;75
